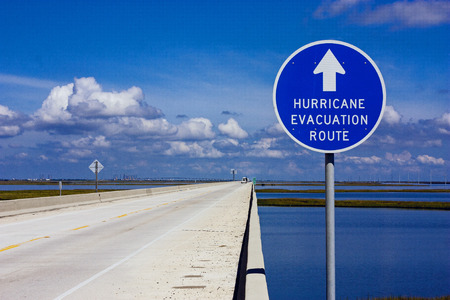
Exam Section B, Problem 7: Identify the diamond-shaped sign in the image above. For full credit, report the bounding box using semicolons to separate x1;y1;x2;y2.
89;160;104;174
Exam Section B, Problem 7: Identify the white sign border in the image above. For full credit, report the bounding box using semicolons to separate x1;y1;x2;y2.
273;40;386;153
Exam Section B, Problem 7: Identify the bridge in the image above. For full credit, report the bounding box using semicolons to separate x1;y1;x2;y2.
0;182;268;299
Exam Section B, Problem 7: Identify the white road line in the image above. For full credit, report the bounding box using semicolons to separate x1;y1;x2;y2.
54;189;231;300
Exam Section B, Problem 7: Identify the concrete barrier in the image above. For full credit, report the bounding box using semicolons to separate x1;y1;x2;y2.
234;185;269;300
245;187;269;299
0;182;227;217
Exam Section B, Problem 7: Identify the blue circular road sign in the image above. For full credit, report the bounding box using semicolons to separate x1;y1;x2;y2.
273;40;386;153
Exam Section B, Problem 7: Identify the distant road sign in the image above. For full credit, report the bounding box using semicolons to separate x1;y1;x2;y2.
273;40;386;153
89;160;104;173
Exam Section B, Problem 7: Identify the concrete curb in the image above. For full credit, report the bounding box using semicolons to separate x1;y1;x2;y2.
0;182;227;217
245;186;270;299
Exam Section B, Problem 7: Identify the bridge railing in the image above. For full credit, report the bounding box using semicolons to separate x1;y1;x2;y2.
234;184;269;300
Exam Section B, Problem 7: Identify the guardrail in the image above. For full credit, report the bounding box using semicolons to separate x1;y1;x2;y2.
234;184;269;300
0;182;226;217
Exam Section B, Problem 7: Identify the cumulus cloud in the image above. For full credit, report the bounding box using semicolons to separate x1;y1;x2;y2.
0;104;29;137
218;118;248;139
436;112;450;135
385;151;413;165
437;112;450;126
104;117;177;137
382;105;402;125
61;135;111;148
0;125;21;138
176;118;215;140
32;77;163;133
68;77;160;118
61;149;93;163
213;138;241;154
164;141;223;158
417;154;445;165
264;123;285;136
34;83;77;124
247;138;286;158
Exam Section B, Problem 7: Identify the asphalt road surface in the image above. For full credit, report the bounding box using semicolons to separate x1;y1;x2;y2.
0;182;251;299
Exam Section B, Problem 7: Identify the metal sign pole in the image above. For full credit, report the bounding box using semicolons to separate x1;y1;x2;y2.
95;160;98;193
325;153;335;300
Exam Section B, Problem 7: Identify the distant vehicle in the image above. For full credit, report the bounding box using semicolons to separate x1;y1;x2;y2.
241;177;249;184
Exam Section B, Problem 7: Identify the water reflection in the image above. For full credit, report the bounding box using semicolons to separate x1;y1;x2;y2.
259;207;450;299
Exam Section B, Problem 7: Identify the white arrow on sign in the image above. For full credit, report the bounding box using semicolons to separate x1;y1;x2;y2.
313;49;345;92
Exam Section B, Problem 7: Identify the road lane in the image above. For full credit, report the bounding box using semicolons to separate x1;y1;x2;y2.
0;182;251;299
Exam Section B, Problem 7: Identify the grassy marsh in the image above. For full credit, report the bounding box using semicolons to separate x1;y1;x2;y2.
0;189;117;200
257;198;450;210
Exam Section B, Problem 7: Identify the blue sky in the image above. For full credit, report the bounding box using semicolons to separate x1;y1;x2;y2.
0;0;449;181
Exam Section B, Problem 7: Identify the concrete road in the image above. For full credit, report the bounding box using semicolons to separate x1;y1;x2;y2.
0;182;252;299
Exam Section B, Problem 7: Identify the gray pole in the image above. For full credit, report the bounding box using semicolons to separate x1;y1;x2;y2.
95;161;98;193
325;153;335;300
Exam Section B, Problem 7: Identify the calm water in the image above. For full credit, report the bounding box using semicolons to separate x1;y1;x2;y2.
257;184;450;190
259;207;450;299
256;191;450;202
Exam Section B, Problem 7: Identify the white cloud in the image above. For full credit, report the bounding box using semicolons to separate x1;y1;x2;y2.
92;136;110;147
0;105;19;118
0;125;21;137
164;141;223;158
438;128;450;135
437;112;450;126
314;0;369;18
60;148;92;163
106;117;177;136
33;83;74;124
176;118;215;140
218;118;248;139
342;155;382;164
15;152;28;159
286;161;304;174
0;73;57;89
361;0;450;28
32;77;163;131
382;105;402;125
436;112;450;135
0;104;28;137
314;0;450;28
379;135;396;144
264;123;285;136
417;154;445;165
247;138;286;158
69;77;159;118
62;135;111;148
385;151;413;165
